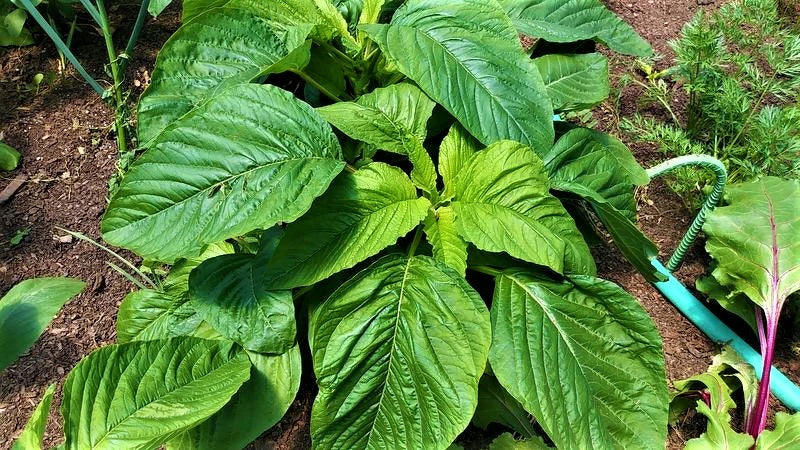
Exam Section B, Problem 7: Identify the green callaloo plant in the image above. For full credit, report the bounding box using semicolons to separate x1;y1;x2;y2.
17;1;682;448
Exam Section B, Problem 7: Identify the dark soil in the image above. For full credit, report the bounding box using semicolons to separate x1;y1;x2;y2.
0;0;796;449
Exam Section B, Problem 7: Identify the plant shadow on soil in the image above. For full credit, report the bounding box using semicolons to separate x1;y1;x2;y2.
0;1;798;449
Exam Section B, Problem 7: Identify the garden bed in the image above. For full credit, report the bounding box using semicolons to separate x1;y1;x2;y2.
0;1;797;449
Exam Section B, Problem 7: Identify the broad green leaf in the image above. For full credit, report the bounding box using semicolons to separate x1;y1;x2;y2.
189;252;296;354
544;127;648;217
181;0;227;22
168;347;302;450
317;83;437;192
358;0;384;26
490;270;668;449
473;374;536;439
0;141;21;171
684;402;754;450
450;141;594;275
62;338;251;450
533;53;609;112
438;123;480;199
362;0;555;150
489;433;552;450
223;0;343;41
703;177;800;311
11;384;55;450
0;277;85;370
264;162;430;289
104;84;345;262
162;242;236;292
424;207;468;276
116;289;188;343
137;7;313;143
310;255;491;449
757;412;800;449
500;0;653;57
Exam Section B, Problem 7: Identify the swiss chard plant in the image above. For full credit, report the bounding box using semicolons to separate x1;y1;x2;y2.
697;176;800;440
15;1;680;448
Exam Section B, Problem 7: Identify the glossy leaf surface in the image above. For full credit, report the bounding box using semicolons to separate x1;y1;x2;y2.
310;255;490;449
500;0;652;57
490;270;668;449
265;163;430;289
363;0;554;150
533;53;609;112
11;384;55;450
103;84;345;262
62;338;250;450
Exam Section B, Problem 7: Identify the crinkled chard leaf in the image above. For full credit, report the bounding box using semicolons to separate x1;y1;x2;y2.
489;270;668;449
168;347;302;450
756;412;800;449
137;7;313;143
533;53;610;112
264;162;430;289
499;0;652;57
362;0;555;151
310;255;490;449
450;140;594;275
0;277;85;371
703;177;800;311
61;338;251;450
103;84;345;262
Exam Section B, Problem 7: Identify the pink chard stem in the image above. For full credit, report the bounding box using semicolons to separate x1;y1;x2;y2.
748;307;781;438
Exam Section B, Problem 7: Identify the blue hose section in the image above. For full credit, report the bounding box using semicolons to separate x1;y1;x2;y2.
651;259;800;411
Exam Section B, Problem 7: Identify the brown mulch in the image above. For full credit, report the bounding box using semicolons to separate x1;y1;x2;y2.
0;0;796;449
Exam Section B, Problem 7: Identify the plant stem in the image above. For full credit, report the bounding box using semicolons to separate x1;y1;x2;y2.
119;0;150;74
469;266;502;277
95;0;128;154
748;309;779;438
728;73;777;150
632;78;681;126
16;0;104;95
407;227;423;257
291;70;344;102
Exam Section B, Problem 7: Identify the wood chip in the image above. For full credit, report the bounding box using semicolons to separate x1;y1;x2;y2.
0;176;27;204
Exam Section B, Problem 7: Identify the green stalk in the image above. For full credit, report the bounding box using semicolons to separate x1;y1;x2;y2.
469;266;502;277
407;227;423;257
95;0;128;154
16;0;104;95
291;69;344;102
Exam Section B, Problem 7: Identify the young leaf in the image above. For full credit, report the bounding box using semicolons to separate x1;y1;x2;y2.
756;412;800;449
264;163;431;289
11;384;55;450
450;141;594;275
168;347;302;450
62;338;251;450
489;433;552;450
473;374;537;439
438;123;480;198
310;255;490;449
0;277;85;371
489;270;668;449
316;83;437;192
103;84;345;262
696;274;756;331
703;177;800;312
499;0;653;57
533;53;610;112
424;207;468;276
362;0;555;150
189;253;296;354
684;402;754;450
137;7;313;143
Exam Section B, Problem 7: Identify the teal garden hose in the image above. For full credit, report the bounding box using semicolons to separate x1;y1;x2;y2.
645;155;800;411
